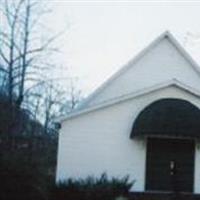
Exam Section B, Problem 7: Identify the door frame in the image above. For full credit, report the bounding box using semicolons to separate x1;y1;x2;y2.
144;137;195;193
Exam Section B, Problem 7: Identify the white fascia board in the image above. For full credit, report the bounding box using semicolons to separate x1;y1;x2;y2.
58;79;200;123
166;31;200;75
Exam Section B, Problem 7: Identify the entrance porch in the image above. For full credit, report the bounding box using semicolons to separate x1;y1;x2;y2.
130;98;200;193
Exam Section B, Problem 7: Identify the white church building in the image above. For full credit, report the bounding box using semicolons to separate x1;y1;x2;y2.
56;31;200;193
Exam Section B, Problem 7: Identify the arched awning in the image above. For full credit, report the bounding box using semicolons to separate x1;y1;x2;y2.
131;99;200;139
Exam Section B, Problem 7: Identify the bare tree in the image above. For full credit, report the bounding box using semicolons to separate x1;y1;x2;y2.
0;0;83;137
0;0;62;136
0;1;84;194
0;0;57;108
34;78;82;135
58;78;82;118
42;83;63;135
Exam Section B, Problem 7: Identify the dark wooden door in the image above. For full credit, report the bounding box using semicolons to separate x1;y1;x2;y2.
145;138;195;192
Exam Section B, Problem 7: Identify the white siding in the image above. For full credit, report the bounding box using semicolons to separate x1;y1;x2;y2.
57;86;200;192
194;142;200;193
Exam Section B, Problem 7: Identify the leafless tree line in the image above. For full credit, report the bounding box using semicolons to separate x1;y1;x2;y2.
0;0;82;136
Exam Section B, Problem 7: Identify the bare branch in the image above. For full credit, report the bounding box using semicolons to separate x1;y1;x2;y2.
0;48;9;64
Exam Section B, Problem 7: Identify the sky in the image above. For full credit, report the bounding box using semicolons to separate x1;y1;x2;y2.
46;1;200;95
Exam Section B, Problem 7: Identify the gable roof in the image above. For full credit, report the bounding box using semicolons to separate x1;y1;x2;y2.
59;79;200;122
78;31;200;110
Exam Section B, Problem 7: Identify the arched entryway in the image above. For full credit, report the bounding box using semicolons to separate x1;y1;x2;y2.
130;98;200;193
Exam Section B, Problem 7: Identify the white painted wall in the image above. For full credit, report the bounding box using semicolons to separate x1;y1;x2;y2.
86;37;200;107
57;86;200;192
194;142;200;193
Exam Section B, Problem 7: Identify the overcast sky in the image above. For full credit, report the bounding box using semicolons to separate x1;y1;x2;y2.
47;1;200;95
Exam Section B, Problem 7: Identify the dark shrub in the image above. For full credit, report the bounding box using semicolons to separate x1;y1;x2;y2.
0;165;46;200
49;173;134;200
0;150;50;200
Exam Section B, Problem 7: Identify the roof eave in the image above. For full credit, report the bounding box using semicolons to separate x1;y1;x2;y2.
57;79;200;123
